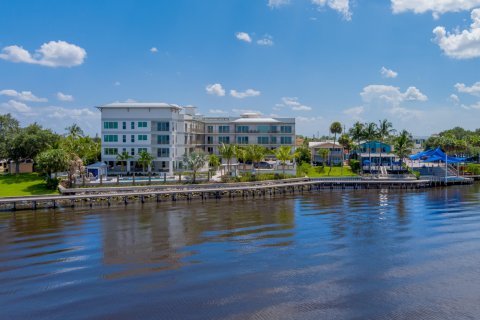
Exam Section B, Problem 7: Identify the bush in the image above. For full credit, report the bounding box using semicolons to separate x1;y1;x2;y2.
297;163;311;176
349;159;360;173
45;177;60;190
466;164;480;175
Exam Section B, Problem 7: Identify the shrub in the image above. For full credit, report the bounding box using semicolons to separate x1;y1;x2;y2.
45;177;60;190
349;159;360;173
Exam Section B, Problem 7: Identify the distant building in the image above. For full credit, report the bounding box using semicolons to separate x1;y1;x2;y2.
412;136;428;154
309;141;344;166
98;103;296;175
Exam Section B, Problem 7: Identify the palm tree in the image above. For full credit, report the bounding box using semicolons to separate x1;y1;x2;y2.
274;146;293;175
65;124;84;139
116;151;132;172
234;146;248;172
208;153;220;179
349;121;364;149
394;130;414;168
363;122;379;173
329;121;342;175
183;151;208;183
138;150;154;173
218;143;235;173
378;119;395;169
247;144;266;172
318;148;330;167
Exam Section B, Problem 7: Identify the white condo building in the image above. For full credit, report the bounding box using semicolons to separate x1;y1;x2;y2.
98;102;295;175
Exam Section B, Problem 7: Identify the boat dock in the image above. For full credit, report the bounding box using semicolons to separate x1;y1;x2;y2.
0;176;473;211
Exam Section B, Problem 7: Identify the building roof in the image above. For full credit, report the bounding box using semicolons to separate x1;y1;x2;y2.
98;102;182;110
308;141;342;148
357;153;396;157
232;117;280;123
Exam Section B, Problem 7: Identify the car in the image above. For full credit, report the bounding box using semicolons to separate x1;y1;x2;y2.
254;161;273;169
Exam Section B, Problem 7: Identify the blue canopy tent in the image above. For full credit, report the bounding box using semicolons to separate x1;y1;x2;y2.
410;147;467;163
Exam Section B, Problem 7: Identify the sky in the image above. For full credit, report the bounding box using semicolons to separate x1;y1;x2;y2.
2;0;480;137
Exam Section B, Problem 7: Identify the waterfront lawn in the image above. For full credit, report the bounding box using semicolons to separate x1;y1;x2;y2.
298;164;358;178
0;173;58;197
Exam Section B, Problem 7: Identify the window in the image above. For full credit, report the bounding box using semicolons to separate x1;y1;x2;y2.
257;137;269;144
157;122;170;131
280;126;292;133
236;126;249;133
131;122;135;130
219;126;229;133
237;136;248;144
157;148;170;157
122;148;126;153
131;148;135;156
219;136;230;144
157;135;170;144
138;121;147;128
138;135;148;141
122;135;126;143
104;148;118;155
138;148;147;153
122;122;126;130
131;135;135;143
207;126;213;133
270;126;277;133
103;122;118;129
257;125;270;133
270;137;277;144
207;136;213;144
103;135;118;142
280;136;292;144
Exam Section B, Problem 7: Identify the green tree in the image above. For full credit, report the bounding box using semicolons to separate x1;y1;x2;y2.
116;151;132;172
294;146;311;165
329;121;342;175
0;114;19;159
274;145;293;175
247;144;266;172
377;119;395;168
394;130;414;167
234;146;248;172
318;148;330;167
138;150;155;173
349;121;364;148
183;151;208;183
218;143;235;173
363;122;379;172
208;153;221;173
35;148;70;178
65;123;84;138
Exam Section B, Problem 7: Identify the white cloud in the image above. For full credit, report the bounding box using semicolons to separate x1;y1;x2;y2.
56;92;74;102
455;81;480;96
150;47;158;53
206;83;226;96
208;109;228;114
230;88;261;98
0;89;47;102
257;35;274;46
449;93;460;104
391;0;480;18
343;106;365;120
268;0;290;8
0;41;86;67
312;0;352;21
403;86;428;101
433;9;480;59
232;108;262;114
361;85;428;104
380;66;398;78
277;97;313;111
1;100;33;113
235;32;252;43
296;116;323;122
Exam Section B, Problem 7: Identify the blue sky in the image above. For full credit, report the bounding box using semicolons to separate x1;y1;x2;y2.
2;0;480;137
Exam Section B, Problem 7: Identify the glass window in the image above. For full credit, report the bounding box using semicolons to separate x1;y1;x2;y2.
138;121;147;128
131;148;135;156
270;137;277;144
131;122;135;130
157;122;170;131
103;135;118;142
236;126;249;133
138;135;148;141
104;148;118;155
122;122;126;130
237;136;248;144
157;135;170;144
207;126;213;133
207;136;213;144
157;148;170;157
257;137;269;144
219;126;229;133
122;135;126;143
103;122;118;129
131;135;135;143
280;126;292;133
280;136;292;144
257;125;270;133
138;148;147;153
219;136;230;144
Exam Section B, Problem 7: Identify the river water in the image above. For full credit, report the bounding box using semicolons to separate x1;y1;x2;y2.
1;185;480;319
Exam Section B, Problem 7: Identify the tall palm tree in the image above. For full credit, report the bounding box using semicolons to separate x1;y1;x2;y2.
218;143;235;173
65;124;84;139
116;151;132;172
208;153;220;179
377;119;395;169
234;146;248;172
349;121;364;149
138;150;154;173
394;130;414;168
318;148;330;167
329;121;342;175
183;151;208;183
363;122;379;173
247;144;266;172
274;145;293;175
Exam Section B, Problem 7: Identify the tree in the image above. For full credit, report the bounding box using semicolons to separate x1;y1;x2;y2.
329;121;342;175
394;130;414;167
208;153;221;174
274;146;293;175
318;148;330;167
116;151;132;172
138;150;155;173
183;151;208;183
294;146;311;165
247;144;266;172
35;148;70;178
234;146;248;172
349;121;364;148
65;123;84;138
377;119;395;169
363;122;379;172
218;143;235;173
0;114;19;159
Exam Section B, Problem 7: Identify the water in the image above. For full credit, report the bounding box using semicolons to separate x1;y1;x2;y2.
1;185;480;319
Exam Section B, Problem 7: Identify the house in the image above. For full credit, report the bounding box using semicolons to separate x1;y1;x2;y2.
354;141;400;173
309;141;344;166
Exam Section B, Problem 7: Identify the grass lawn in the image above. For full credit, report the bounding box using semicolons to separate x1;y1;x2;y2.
299;165;358;178
0;173;58;197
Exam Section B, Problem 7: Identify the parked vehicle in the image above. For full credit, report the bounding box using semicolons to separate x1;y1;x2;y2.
254;161;273;169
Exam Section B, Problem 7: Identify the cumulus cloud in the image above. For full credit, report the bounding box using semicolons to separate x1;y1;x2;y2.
361;85;428;104
0;89;47;102
312;0;352;21
56;92;74;102
257;35;274;46
343;106;365;120
433;9;480;59
206;83;226;96
230;89;261;98
268;0;290;8
150;47;158;53
276;97;312;111
235;32;252;43
1;100;33;113
208;109;228;114
380;66;398;78
455;81;480;96
391;0;480;18
449;93;460;104
0;41;86;67
403;86;428;101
